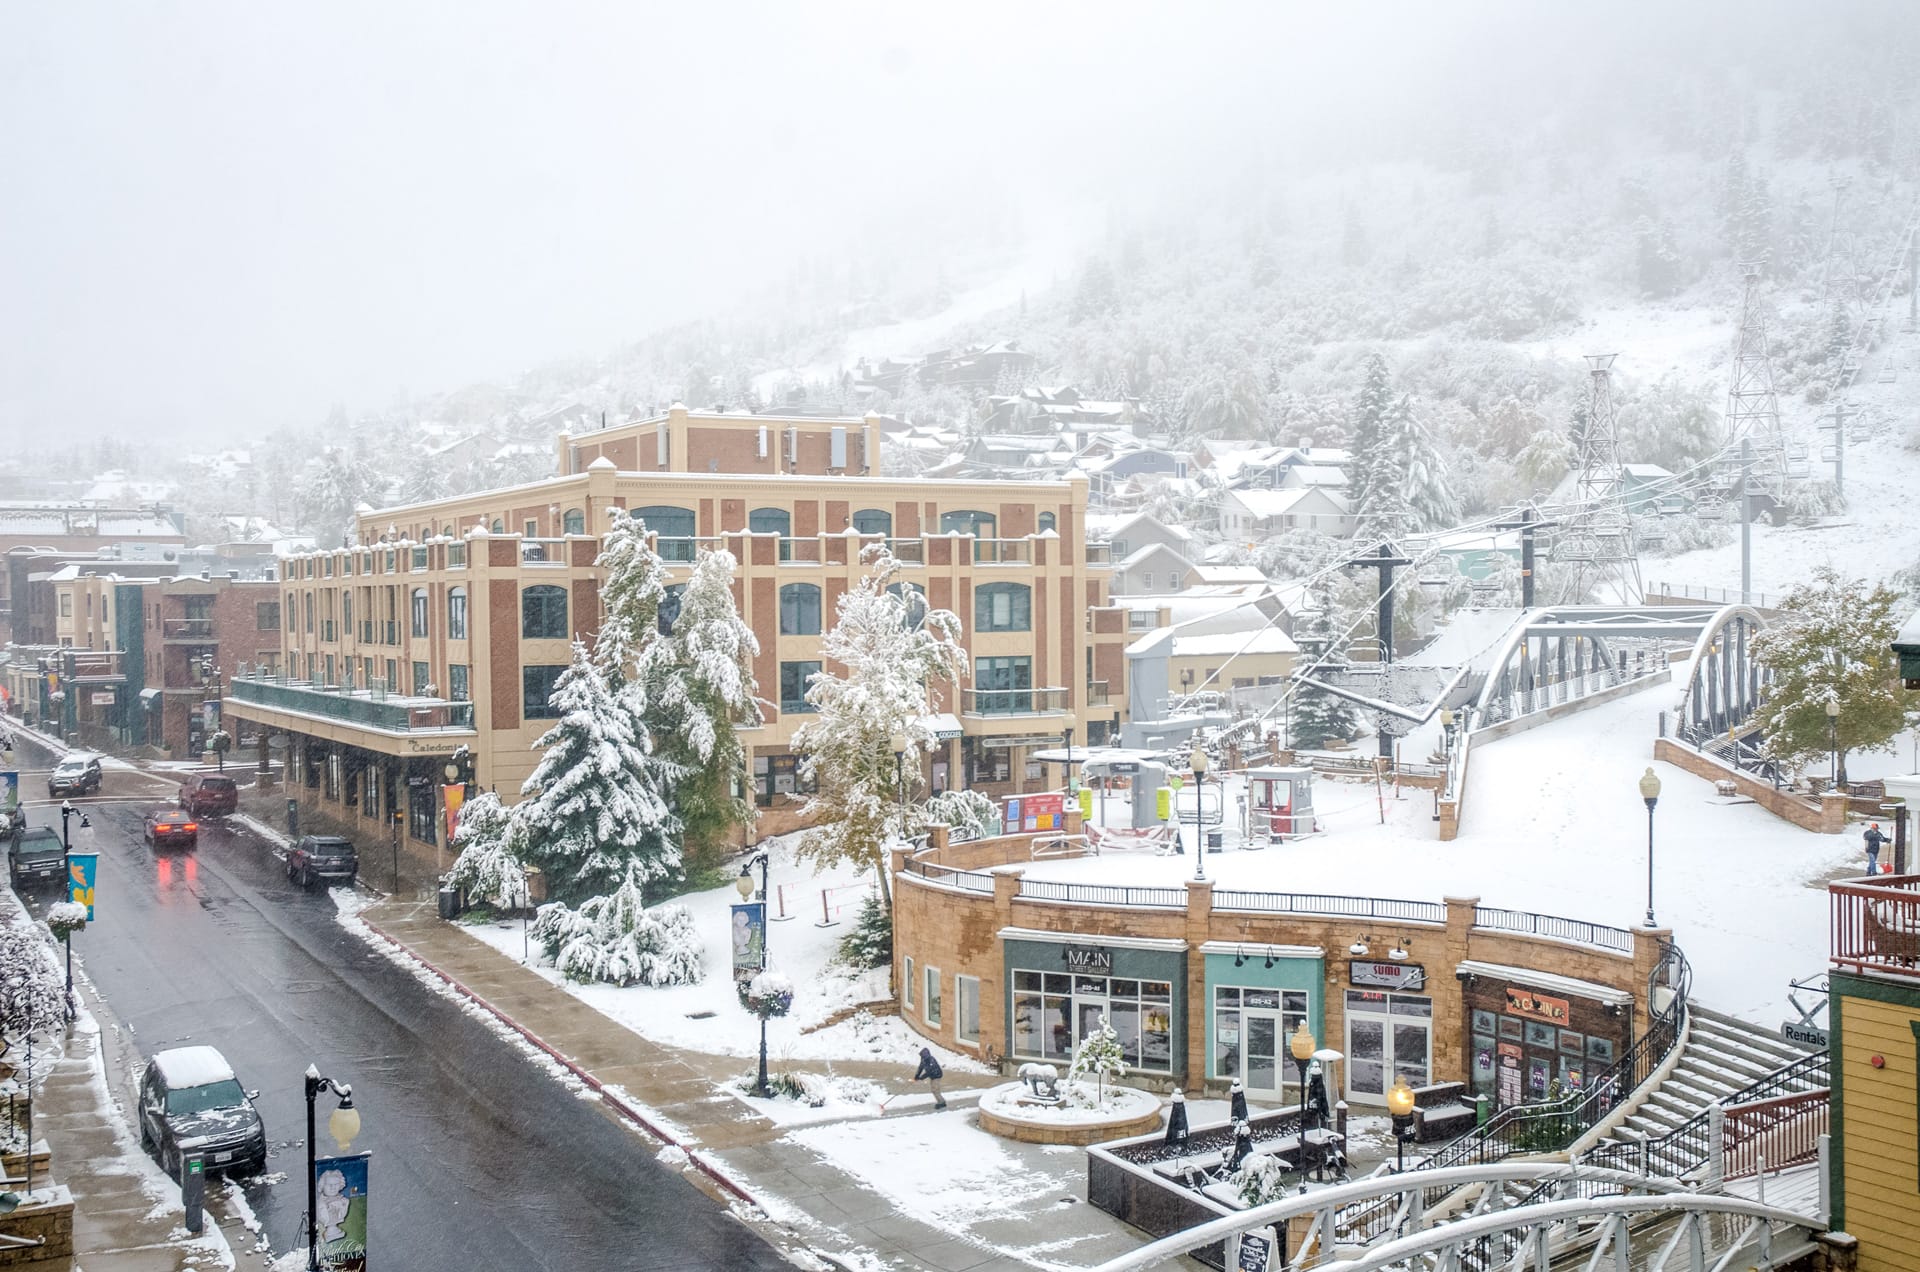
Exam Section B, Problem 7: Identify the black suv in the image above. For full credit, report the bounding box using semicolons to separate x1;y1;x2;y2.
139;1045;266;1179
288;835;358;888
47;754;103;797
7;826;66;891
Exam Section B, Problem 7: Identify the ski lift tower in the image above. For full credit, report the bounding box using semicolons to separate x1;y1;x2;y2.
1725;261;1789;504
1551;354;1642;605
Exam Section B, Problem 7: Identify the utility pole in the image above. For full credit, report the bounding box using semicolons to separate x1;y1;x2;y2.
1348;541;1413;760
1740;438;1752;607
1834;398;1845;495
1493;506;1551;609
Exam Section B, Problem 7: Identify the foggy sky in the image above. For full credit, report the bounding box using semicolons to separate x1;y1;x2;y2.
0;2;1798;446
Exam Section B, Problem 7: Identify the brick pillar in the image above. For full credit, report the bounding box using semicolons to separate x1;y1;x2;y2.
1185;879;1214;1091
988;868;1022;1069
1631;923;1674;1037
927;824;950;856
1819;792;1850;834
1439;896;1478;1086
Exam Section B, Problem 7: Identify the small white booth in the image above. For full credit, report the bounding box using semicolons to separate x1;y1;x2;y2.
1246;765;1316;838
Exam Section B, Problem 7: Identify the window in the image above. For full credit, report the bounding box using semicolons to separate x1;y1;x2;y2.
447;587;468;640
779;583;822;636
411;588;429;638
904;957;916;1010
630;505;696;561
749;507;792;561
491;518;504;534
522;665;567;719
256;602;280;631
562;508;585;535
974;582;1031;633
887;582;928;630
1168;572;1182;591
304;592;314;632
659;584;686;636
1112;539;1131;559
1142;572;1154;591
1013;970;1173;1071
939;509;997;560
524;519;538;539
780;661;820;714
975;656;1033;713
956;976;981;1045
58;594;71;618
449;663;469;701
852;508;892;537
522;585;568;639
1039;512;1056;534
413;661;431;695
924;966;942;1026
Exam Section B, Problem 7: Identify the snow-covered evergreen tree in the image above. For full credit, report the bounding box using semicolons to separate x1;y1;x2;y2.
1400;405;1459;532
530;877;703;987
793;547;968;908
592;508;670;707
518;642;682;902
923;788;1001;842
444;791;532;909
1346;353;1394;517
1290;591;1361;750
1752;567;1910;785
641;546;761;874
1067;1012;1128;1104
837;894;893;970
0;918;65;1049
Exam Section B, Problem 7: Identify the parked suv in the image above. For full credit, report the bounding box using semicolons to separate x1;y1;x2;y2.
7;826;66;891
47;754;103;797
138;1045;266;1179
288;835;358;889
179;774;238;818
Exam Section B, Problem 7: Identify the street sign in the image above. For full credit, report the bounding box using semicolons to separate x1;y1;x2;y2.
1781;1021;1829;1049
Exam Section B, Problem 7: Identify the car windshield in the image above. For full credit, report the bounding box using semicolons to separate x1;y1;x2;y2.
54;761;86;775
166;1078;248;1116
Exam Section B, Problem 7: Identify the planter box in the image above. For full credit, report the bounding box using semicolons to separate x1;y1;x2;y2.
0;1187;74;1267
0;1142;49;1179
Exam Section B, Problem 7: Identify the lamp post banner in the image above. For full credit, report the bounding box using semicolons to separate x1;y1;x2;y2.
313;1151;370;1271
68;852;97;921
441;783;466;843
1;771;15;813
731;902;766;980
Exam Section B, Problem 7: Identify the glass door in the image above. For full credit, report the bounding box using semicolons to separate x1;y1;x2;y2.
1348;1016;1387;1099
1075;997;1110;1053
1245;1015;1280;1095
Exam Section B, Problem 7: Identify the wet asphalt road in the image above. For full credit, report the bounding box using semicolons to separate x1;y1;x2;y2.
13;741;790;1271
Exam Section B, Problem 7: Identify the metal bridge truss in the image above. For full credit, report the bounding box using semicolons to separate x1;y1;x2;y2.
1090;1163;1820;1272
1471;607;1724;728
1670;606;1771;749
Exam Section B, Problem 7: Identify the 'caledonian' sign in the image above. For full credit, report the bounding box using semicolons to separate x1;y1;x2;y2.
1350;961;1425;991
1504;986;1572;1023
1064;946;1114;972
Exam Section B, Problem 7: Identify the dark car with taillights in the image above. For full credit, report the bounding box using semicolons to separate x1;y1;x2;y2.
143;807;199;849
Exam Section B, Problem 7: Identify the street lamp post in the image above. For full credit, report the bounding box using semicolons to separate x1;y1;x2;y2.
1826;698;1842;788
1289;1021;1315;1135
1638;767;1661;928
735;854;772;1097
62;813;91;1018
1387;1076;1416;1172
303;1064;360;1272
1189;744;1209;881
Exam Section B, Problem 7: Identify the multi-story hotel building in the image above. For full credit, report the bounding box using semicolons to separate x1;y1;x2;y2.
224;407;1132;870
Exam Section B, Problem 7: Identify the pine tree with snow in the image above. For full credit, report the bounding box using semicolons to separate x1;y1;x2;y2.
1398;404;1459;532
518;642;683;903
1752;567;1911;786
592;508;670;708
640;546;761;875
1289;591;1361;750
0;918;65;1050
444;790;532;910
1346;353;1394;517
837;894;893;970
1067;1012;1128;1105
1826;300;1853;369
529;875;703;987
792;546;968;909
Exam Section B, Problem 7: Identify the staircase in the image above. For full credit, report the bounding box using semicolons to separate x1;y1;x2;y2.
1590;1005;1825;1178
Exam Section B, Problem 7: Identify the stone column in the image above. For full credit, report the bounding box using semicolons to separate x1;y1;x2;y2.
1439;896;1479;1085
987;868;1023;1070
1631;923;1675;1038
1185;879;1214;1091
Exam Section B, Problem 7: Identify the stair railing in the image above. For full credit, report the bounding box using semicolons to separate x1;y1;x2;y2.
1581;1046;1830;1179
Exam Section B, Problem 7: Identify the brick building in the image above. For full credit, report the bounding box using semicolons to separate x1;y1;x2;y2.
0;504;185;630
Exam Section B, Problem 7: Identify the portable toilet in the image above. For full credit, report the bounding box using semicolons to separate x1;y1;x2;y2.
1246;765;1315;837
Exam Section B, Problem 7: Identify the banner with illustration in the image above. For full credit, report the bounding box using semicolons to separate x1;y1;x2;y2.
68;852;98;921
442;782;467;844
730;902;766;984
1;770;15;814
313;1151;370;1271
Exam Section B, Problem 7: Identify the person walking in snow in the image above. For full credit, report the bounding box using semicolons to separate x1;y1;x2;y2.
1865;823;1888;875
914;1046;947;1110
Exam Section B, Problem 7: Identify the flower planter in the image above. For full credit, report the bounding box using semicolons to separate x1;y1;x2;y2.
976;1081;1164;1146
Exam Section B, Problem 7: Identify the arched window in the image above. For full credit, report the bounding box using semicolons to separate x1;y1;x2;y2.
975;582;1031;633
940;509;998;561
630;505;696;562
887;582;928;631
562;508;586;535
410;588;429;638
447;587;468;640
852;508;892;537
779;583;822;636
522;585;569;639
751;507;793;561
1038;512;1057;534
490;518;505;534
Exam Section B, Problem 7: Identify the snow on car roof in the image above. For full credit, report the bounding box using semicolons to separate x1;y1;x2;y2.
153;1045;235;1088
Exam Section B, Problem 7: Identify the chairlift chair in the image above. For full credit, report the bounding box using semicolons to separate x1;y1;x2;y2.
1820;443;1839;463
1786;440;1810;461
1417;570;1451;588
1785;457;1812;480
1553;534;1597;563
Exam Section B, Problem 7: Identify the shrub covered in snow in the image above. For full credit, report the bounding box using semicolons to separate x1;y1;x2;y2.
1234;1152;1291;1208
444;791;532;910
1067;1012;1128;1104
923;789;999;843
0;919;66;1050
530;875;703;987
836;893;892;970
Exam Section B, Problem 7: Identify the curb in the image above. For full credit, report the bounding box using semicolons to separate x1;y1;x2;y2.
358;913;761;1209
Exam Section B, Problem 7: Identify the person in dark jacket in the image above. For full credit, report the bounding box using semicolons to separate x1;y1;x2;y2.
1865;823;1888;875
914;1046;947;1109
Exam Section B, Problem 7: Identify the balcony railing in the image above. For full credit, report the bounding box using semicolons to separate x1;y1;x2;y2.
229;672;474;733
1085;543;1113;566
162;617;214;640
520;538;568;564
1086;680;1111;707
1831;874;1920;982
960;686;1069;716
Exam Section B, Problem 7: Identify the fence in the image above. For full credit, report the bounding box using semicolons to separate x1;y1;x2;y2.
1830;873;1920;984
1723;1089;1829;1180
1212;892;1447;924
1584;1047;1829;1179
1472;906;1636;955
899;858;996;894
1017;879;1190;908
1646;581;1782;610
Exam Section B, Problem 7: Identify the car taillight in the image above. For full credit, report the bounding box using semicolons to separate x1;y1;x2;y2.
183;823;198;832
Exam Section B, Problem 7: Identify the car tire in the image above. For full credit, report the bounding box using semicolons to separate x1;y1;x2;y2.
287;860;298;883
163;1143;179;1182
139;1116;153;1152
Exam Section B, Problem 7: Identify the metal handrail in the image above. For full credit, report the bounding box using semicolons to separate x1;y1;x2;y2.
1471;906;1636;955
1212;892;1447;924
1582;1047;1829;1179
1017;879;1188;908
900;858;995;893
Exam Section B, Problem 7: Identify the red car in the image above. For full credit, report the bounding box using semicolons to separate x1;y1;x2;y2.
143;808;199;849
178;774;238;818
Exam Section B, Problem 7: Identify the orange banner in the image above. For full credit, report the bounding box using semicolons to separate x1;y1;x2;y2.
442;783;466;843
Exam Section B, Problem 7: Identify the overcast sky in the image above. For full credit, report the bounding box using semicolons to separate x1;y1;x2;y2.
0;2;1776;446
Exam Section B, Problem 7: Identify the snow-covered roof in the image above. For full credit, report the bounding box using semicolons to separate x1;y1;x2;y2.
1283;465;1348;486
1085;511;1193;544
1117;542;1193;570
1193;565;1268;585
1619;463;1675;479
1167;629;1298;658
152;1045;235;1088
1226;488;1351;518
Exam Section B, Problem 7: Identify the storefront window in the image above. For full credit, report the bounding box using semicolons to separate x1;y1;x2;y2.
1345;989;1432;1103
1011;969;1172;1072
409;779;436;844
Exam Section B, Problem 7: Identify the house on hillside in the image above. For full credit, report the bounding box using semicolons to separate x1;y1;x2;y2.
1110;542;1198;596
1220;487;1355;539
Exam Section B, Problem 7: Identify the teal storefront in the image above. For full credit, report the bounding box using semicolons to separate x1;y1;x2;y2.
1002;929;1186;1080
1201;943;1326;1100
